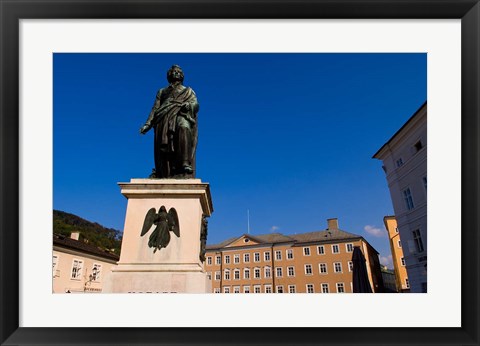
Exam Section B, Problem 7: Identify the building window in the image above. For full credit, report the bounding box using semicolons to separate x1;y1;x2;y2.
233;286;240;293
398;240;402;248
423;176;427;191
244;238;250;243
395;227;399;233
319;263;327;274
254;252;260;262
336;283;345;293
234;254;240;264
234;269;240;280
264;267;271;278
215;256;221;265
276;267;283;277
91;263;101;282
244;286;250;293
265;285;273;293
306;284;314;293
70;259;83;280
334;262;342;273
215;271;221;280
254;268;261;279
317;245;325;255
288;285;296;293
413;229;425;252
403;188;415;210
254;285;261;293
287;266;295;277
224;287;230;293
305;264;313;275
244;268;250;279
321;283;329;293
396;158;404;167
225;255;230;264
348;261;353;272
303;247;311;256
224;269;230;280
286;249;294;259
214;288;220;293
275;250;282;260
52;255;59;277
414;140;423;152
405;278;410;289
332;244;340;254
207;257;212;265
276;285;284;293
244;253;250;263
207;272;212;280
401;257;406;266
346;243;354;252
264;251;271;261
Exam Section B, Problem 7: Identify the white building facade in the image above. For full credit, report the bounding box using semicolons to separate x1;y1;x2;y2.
373;102;427;293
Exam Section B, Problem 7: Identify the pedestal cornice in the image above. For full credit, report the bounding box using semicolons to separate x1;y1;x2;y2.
118;178;213;216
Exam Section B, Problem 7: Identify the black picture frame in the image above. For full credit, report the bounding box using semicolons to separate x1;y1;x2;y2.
1;1;479;345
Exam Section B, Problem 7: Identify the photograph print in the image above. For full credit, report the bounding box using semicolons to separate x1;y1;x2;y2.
52;53;427;294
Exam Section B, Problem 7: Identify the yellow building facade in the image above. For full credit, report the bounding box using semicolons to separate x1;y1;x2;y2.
205;218;384;293
53;232;119;293
383;216;410;292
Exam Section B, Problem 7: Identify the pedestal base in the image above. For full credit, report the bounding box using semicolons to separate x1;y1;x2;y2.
104;178;213;293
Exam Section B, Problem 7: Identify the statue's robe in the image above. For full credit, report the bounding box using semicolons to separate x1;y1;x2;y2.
145;84;199;178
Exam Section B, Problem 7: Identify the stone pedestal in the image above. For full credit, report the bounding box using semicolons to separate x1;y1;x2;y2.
104;179;213;293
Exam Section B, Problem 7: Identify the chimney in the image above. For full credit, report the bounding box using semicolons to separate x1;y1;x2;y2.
327;218;339;230
70;232;80;240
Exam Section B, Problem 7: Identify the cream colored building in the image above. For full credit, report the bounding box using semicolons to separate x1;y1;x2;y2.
373;102;427;293
53;232;119;293
205;218;384;293
384;216;410;292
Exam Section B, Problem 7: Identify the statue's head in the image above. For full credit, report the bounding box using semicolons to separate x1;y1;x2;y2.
159;206;167;212
167;65;184;83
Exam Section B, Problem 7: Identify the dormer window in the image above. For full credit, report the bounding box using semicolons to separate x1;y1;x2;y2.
244;238;249;243
396;158;404;168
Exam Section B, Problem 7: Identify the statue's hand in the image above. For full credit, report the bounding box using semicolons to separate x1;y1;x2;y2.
185;115;196;125
140;124;151;134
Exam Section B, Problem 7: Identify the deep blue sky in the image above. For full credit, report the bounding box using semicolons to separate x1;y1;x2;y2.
53;53;426;268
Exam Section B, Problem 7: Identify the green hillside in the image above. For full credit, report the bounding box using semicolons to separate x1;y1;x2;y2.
53;210;122;255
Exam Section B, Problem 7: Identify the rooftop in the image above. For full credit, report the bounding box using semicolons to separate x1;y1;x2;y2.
53;233;120;261
207;218;370;251
372;101;427;159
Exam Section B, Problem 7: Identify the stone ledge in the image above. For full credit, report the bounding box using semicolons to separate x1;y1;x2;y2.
112;263;204;273
118;178;213;216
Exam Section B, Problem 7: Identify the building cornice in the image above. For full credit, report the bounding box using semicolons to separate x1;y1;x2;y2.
372;101;427;160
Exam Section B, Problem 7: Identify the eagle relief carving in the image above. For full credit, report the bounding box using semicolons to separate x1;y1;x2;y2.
140;206;180;253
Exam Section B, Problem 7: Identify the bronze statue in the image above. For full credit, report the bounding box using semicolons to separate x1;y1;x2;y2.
140;206;180;253
140;65;199;178
199;215;208;262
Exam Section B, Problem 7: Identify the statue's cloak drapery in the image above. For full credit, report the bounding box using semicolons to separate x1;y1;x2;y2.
145;84;199;176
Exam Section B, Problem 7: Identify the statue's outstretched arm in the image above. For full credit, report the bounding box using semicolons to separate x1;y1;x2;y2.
140;89;163;134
